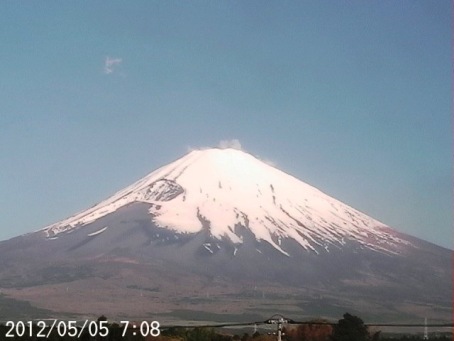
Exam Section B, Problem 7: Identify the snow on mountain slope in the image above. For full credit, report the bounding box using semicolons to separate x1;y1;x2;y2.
42;148;409;254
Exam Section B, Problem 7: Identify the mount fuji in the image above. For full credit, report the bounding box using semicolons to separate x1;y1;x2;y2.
0;148;451;322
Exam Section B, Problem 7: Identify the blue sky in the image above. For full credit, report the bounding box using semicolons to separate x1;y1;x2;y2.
0;1;451;248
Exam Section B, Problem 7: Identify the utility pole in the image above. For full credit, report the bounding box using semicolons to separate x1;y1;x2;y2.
266;315;293;341
423;317;428;340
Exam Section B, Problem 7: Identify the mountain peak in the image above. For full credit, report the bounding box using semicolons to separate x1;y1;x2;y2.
42;149;408;255
11;148;449;322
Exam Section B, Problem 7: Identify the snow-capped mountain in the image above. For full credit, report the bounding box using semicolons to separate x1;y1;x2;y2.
0;148;451;322
43;148;407;255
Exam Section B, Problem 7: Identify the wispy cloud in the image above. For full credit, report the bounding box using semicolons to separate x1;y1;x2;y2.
218;139;242;150
187;139;243;152
186;139;276;166
104;56;122;74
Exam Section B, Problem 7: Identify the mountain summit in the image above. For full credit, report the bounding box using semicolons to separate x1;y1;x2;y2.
0;148;451;322
44;148;405;256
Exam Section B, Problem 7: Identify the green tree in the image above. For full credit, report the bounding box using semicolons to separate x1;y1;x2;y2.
331;313;369;341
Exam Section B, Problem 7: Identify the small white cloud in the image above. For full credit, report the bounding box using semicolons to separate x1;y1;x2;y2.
188;139;243;152
185;140;276;166
104;56;122;74
218;139;242;150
